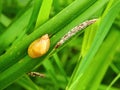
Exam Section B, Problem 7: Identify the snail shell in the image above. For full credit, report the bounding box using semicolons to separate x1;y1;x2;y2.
28;34;50;58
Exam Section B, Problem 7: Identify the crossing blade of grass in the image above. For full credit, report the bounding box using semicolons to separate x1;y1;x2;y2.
43;59;59;89
0;7;33;54
53;53;68;82
43;57;68;89
26;0;43;34
16;75;41;90
81;21;99;57
68;0;120;83
98;84;120;90
84;27;120;90
110;63;120;74
106;73;120;90
13;0;52;45
67;26;120;90
0;14;11;27
66;0;120;90
35;0;53;28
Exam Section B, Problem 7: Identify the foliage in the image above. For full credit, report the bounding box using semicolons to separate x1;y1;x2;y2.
0;0;120;90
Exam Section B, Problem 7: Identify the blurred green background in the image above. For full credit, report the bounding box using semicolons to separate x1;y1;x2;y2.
0;0;120;90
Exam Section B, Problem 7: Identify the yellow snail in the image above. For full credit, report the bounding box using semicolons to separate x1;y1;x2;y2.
28;34;50;58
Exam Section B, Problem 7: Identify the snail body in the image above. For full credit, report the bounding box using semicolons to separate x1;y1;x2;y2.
28;34;50;58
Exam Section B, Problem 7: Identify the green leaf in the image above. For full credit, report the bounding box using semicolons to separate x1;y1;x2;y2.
66;0;120;90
